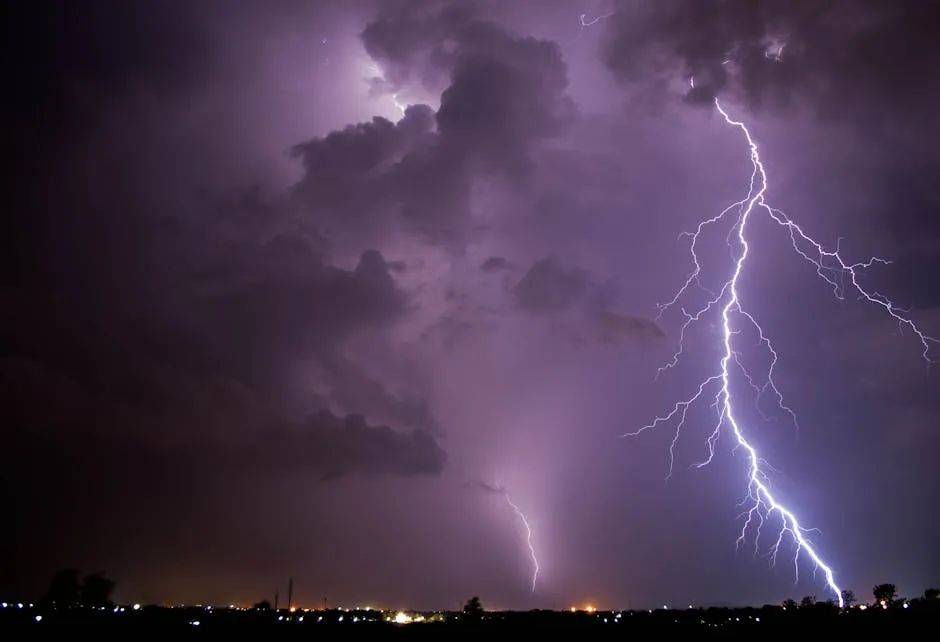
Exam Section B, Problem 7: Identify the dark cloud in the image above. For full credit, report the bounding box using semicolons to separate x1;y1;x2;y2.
315;353;443;435
480;256;510;272
433;21;575;160
199;244;410;388
603;0;940;121
10;229;417;411
288;2;576;247
0;353;444;482
513;256;589;313
360;0;473;94
596;311;665;344
0;232;438;473
289;105;437;241
268;411;446;481
472;480;505;495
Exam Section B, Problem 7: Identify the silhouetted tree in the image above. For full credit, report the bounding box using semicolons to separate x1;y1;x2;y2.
41;569;81;608
925;588;939;601
781;599;797;610
841;590;856;608
800;595;816;608
463;596;484;621
873;583;897;606
253;600;272;610
81;572;115;607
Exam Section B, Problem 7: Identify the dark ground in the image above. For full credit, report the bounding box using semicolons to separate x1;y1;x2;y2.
1;600;937;638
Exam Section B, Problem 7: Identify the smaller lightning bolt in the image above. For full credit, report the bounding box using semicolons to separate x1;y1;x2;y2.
367;63;409;120
503;491;540;594
390;93;408;116
579;11;614;28
576;9;615;39
479;480;540;593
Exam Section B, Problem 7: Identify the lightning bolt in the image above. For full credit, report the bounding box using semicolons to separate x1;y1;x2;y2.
628;86;938;607
576;9;615;39
579;11;614;28
503;490;540;594
367;63;409;119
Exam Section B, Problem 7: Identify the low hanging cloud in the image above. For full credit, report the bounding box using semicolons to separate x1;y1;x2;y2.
480;256;511;273
512;256;664;346
472;480;506;495
513;256;589;313
0;218;445;482
1;356;446;483
596;311;665;344
259;411;446;481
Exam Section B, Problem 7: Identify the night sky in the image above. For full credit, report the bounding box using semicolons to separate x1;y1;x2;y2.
3;1;939;610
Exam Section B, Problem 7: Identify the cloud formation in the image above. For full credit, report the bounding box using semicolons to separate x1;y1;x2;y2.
3;0;937;610
603;0;940;121
289;1;577;249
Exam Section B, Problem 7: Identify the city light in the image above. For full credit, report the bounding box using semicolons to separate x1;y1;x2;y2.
391;612;412;624
0;593;932;632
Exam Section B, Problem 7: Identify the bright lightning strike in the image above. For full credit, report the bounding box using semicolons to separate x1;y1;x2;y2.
629;85;938;607
503;490;540;593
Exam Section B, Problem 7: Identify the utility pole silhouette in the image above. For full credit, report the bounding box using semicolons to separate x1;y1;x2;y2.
274;589;279;612
287;578;294;611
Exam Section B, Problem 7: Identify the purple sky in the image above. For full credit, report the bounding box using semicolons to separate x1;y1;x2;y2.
3;1;939;610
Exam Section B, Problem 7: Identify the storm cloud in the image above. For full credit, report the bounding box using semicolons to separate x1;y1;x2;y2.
603;0;940;120
2;0;937;611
